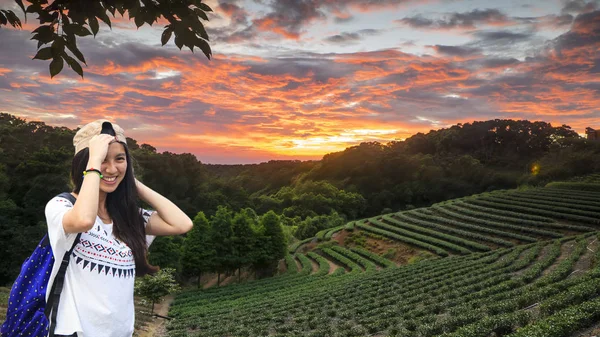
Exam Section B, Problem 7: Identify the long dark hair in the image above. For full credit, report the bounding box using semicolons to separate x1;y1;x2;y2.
71;144;158;276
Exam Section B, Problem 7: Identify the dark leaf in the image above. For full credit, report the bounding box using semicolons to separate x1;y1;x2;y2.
193;8;209;21
106;6;116;17
32;47;52;60
65;40;86;64
0;13;7;26
116;4;125;17
96;6;112;29
38;11;54;23
62;53;84;78
62;23;74;35
134;14;144;28
161;28;173;46
15;0;26;14
196;2;212;12
50;35;65;58
197;2;213;12
6;10;22;28
197;38;212;60
89;16;99;36
74;25;92;37
192;20;209;40
25;3;42;14
174;34;183;50
49;56;64;78
31;24;50;34
37;26;56;44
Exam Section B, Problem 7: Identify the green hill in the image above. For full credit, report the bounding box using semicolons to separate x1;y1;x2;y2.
166;179;600;337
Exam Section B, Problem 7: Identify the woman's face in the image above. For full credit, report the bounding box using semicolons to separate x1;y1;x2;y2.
99;142;128;194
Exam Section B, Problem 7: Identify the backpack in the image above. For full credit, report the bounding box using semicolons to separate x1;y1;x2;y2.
1;192;81;337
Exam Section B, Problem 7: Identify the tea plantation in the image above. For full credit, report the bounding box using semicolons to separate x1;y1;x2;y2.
166;180;600;337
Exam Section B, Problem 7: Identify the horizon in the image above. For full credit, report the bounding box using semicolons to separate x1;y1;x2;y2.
5;113;590;165
0;0;598;164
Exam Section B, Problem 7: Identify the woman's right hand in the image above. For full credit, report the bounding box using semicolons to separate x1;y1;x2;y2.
88;134;115;165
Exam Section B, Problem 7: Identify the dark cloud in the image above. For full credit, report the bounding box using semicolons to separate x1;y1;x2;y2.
512;14;573;29
480;57;520;68
432;45;482;57
208;25;259;44
561;0;599;14
334;15;355;23
219;1;250;27
553;10;600;52
399;15;435;28
554;14;576;25
473;30;533;41
325;32;361;43
253;0;326;38
398;9;510;29
203;0;258;43
246;56;356;83
323;29;383;44
251;0;419;38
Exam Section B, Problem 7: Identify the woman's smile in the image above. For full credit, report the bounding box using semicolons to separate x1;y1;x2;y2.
102;176;118;185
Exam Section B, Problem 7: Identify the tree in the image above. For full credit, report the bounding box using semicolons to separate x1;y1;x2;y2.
0;0;213;78
210;206;235;285
231;210;256;282
180;211;214;288
252;211;286;277
148;236;183;272
134;268;180;314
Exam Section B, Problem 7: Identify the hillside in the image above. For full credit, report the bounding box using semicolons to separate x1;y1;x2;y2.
165;178;600;337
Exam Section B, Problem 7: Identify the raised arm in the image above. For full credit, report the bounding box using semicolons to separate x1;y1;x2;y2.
136;179;193;236
62;134;114;233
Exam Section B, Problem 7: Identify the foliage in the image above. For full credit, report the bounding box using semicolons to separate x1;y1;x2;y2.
209;206;235;281
180;212;214;287
134;268;180;314
294;210;345;240
252;211;286;276
148;236;183;272
0;0;212;77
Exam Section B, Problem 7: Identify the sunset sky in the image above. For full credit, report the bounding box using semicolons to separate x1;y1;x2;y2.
0;0;599;164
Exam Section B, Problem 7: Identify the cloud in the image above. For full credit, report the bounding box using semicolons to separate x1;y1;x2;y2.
468;30;539;58
397;9;512;30
472;30;533;41
561;0;599;14
323;29;383;44
324;32;362;44
251;0;426;39
1;4;599;163
252;0;326;39
431;45;482;57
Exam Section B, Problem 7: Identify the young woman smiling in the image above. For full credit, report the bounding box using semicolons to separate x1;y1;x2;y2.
44;120;193;337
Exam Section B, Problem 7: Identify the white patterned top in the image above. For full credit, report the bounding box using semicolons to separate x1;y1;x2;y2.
45;196;155;337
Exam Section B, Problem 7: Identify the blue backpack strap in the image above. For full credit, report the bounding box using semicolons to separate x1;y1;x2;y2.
45;192;82;337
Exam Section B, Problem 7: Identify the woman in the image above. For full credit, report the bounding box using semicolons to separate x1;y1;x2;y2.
45;120;193;337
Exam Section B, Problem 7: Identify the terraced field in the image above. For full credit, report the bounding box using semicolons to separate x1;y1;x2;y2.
167;181;600;336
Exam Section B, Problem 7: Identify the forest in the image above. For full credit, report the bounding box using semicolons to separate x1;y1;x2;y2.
1;112;599;285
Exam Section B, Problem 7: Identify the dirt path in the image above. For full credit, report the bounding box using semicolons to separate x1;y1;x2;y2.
307;255;319;274
571;237;599;275
543;240;575;276
137;294;175;337
325;257;342;274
